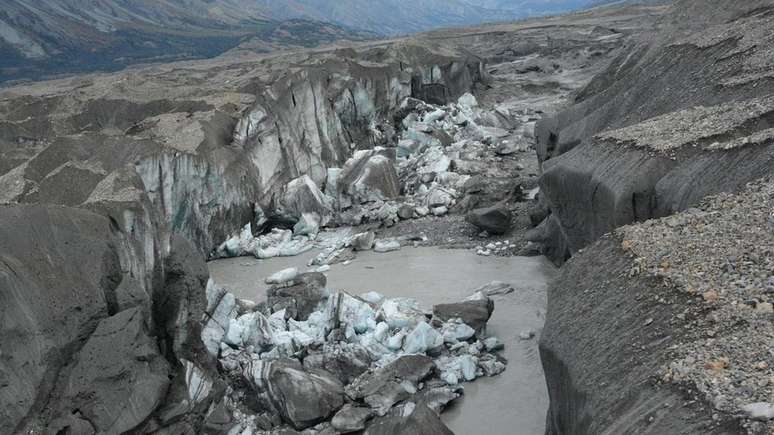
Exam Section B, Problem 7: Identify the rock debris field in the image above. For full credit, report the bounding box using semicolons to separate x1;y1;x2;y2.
619;178;774;434
202;264;517;433
212;91;535;266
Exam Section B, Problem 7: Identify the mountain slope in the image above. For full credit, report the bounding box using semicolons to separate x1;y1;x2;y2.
0;0;374;83
0;0;663;84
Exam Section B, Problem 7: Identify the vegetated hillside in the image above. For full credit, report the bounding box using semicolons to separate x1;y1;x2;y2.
1;0;660;84
0;0;373;84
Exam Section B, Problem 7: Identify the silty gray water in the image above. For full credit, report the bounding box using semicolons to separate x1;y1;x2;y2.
208;247;556;435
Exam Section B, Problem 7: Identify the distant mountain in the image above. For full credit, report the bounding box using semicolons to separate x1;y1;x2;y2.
0;0;373;83
0;0;660;84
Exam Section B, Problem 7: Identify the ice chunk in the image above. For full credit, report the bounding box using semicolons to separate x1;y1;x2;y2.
373;239;401;253
386;330;407;351
265;267;298;285
293;212;320;237
457;93;478;109
403;321;443;354
360;291;386;304
378;298;426;330
441;319;476;343
373;322;390;342
224;312;274;349
336;292;376;334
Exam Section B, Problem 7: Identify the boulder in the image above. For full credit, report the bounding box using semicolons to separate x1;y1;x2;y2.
331;405;373;433
350;231;376;251
455;175;523;213
414;383;463;414
224;311;274;349
334;292;377;333
466;204;512;235
303;342;372;386
345;355;435;415
398;204;416;220
496;139;530;155
279;175;333;223
425;187;453;208
457;92;478;109
266;267;300;285
293;212;321;237
433;297;494;335
201;290;238;356
377;297;427;330
338;150;400;204
261;359;345;430
59;308;170;434
267;272;328;321
363;404;453;435
373;239;401;253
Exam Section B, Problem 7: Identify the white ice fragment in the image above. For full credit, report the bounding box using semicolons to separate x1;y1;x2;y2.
441;320;476;343
457;93;478;109
424;108;447;124
374;239;401;253
183;359;213;403
336;292;376;334
459;355;478;381
483;336;504;352
374;321;390;342
403;321;443;354
378;298;426;329
360;291;386;304
742;402;774;420
224;312;274;349
293;212;320;237
441;371;459;385
269;310;287;332
386;330;407;351
265;267;298;285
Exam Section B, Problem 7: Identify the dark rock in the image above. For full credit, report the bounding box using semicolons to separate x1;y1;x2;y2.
345;355;435;415
414;381;464;414
267;272;328;320
363;404;453;435
155;234;210;364
351;231;376;251
60;308;171;434
433;297;494;335
331;404;373;433
279;175;332;222
203;399;234;434
466;204;512;235
398;204;416;220
456;175;523;213
303;343;372;386
262;359;345;430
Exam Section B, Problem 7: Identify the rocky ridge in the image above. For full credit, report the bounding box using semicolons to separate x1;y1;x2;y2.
536;1;774;434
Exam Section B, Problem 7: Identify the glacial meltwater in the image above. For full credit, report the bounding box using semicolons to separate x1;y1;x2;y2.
209;247;556;434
